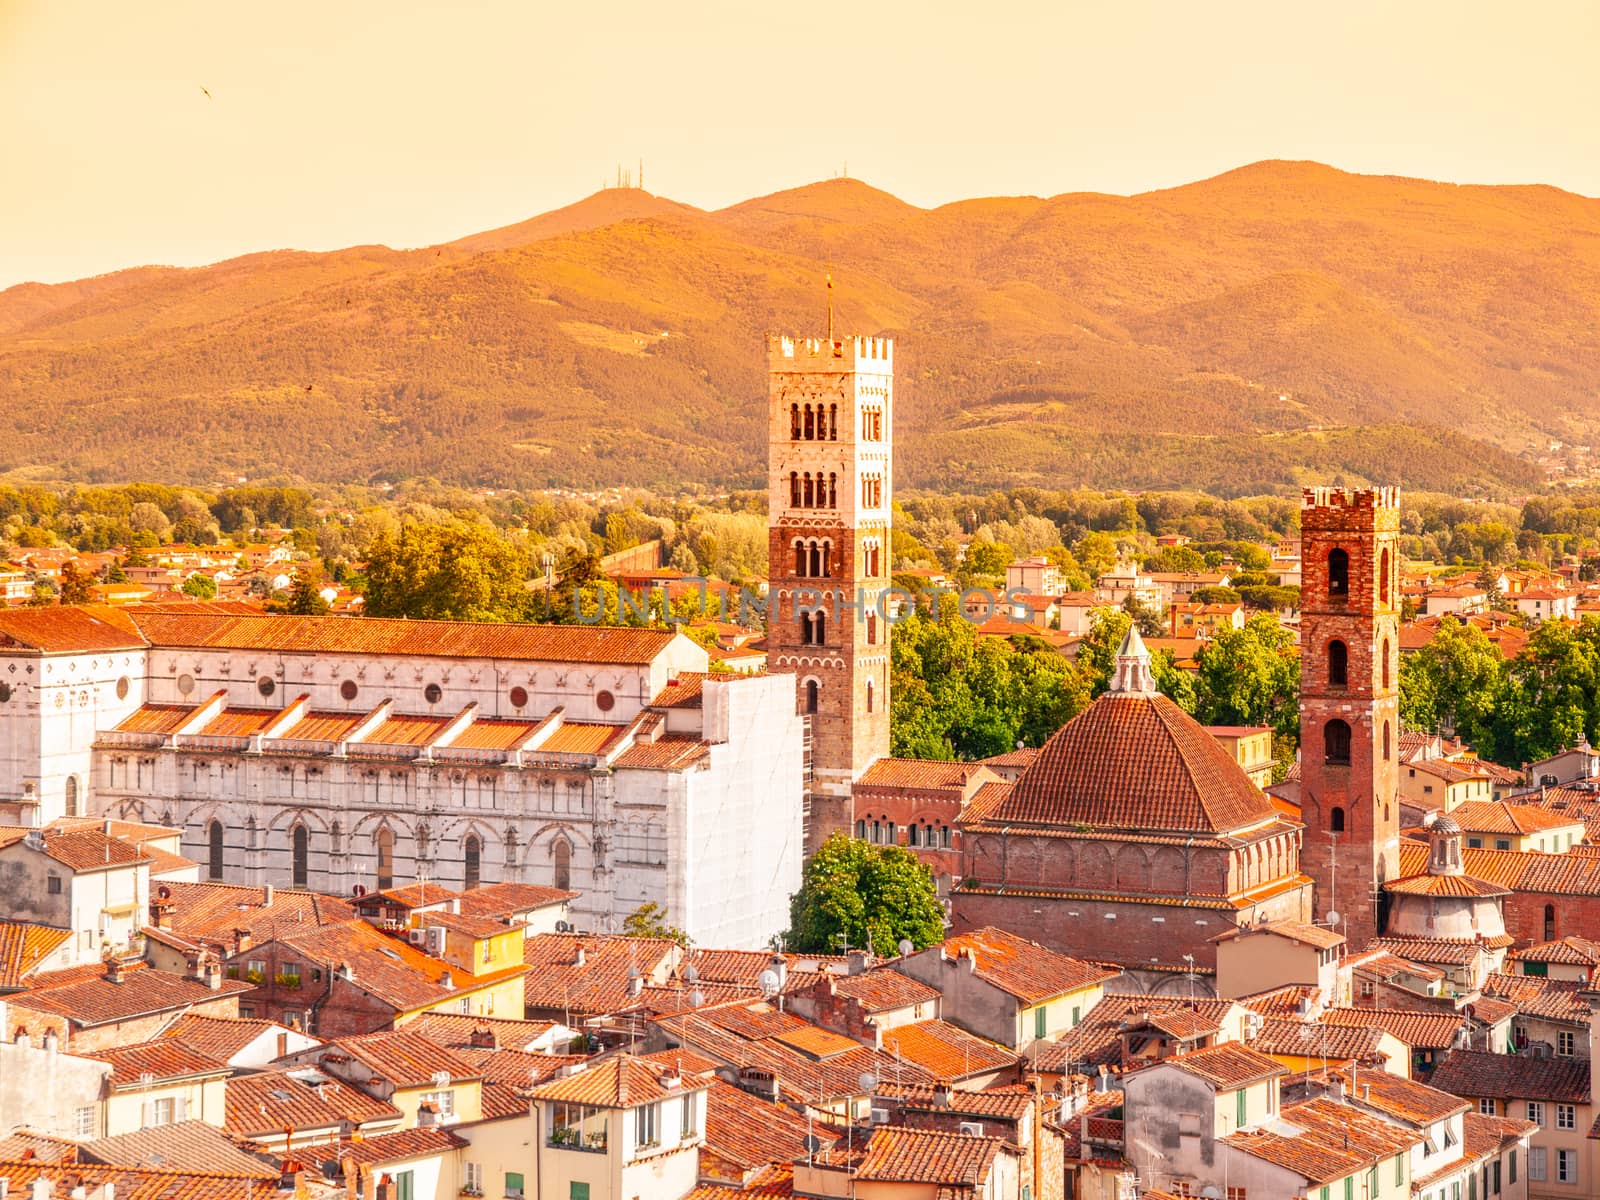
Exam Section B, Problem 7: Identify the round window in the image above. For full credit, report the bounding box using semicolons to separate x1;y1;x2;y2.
509;685;529;709
115;676;130;701
595;689;615;713
424;683;443;704
340;679;359;702
177;673;195;696
257;676;276;697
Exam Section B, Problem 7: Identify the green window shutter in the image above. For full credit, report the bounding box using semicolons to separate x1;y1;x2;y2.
1035;1006;1047;1039
506;1173;525;1198
1072;1005;1081;1027
1343;1175;1352;1200
571;1185;590;1200
396;1171;414;1200
1236;1088;1246;1128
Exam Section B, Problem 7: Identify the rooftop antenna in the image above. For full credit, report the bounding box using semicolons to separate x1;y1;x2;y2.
826;273;834;342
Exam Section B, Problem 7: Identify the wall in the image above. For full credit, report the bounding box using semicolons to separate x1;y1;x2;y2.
456;1110;535;1200
1215;935;1320;999
103;1074;227;1136
0;1010;111;1140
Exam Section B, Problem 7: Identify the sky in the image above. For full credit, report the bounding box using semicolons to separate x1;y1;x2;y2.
2;0;1598;288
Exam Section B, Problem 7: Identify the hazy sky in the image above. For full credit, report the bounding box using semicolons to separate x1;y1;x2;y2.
3;0;1597;288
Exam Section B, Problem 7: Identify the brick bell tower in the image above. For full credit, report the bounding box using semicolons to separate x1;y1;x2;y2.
767;333;893;855
1298;486;1402;949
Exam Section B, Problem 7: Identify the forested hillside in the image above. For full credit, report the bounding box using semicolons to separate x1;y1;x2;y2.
3;162;1596;495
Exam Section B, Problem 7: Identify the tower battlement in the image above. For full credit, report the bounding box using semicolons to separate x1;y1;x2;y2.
1302;486;1400;512
768;333;894;372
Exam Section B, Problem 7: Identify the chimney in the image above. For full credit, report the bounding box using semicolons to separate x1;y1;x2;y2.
469;1026;497;1050
263;884;274;907
233;928;252;954
449;898;460;915
845;949;870;977
768;954;788;989
102;819;114;837
375;1175;397;1200
104;959;124;985
30;1182;50;1200
933;1080;952;1109
203;961;222;991
573;944;586;968
417;1105;436;1128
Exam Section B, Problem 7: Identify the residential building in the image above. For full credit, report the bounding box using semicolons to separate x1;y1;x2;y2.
1210;920;1346;999
0;825;152;963
1205;725;1276;788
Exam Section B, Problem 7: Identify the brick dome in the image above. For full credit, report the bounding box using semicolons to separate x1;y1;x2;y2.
988;691;1280;836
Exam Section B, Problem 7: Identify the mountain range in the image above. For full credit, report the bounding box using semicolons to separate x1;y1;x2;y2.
3;161;1598;496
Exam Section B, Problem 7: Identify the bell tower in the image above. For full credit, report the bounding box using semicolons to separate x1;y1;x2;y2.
1298;486;1402;949
767;333;893;854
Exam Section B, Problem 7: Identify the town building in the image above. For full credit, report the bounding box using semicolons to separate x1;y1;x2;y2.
766;334;893;853
0;605;803;949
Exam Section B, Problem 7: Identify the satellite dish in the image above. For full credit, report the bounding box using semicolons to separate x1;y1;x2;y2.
858;1072;877;1093
157;885;171;900
351;884;367;898
897;939;913;958
757;969;780;997
689;989;705;1008
682;965;699;984
1326;910;1341;927
802;1134;821;1154
555;920;571;933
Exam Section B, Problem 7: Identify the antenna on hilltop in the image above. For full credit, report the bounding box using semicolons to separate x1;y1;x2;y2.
826;272;834;342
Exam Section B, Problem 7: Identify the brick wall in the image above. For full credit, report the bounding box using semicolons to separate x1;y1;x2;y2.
1299;488;1403;949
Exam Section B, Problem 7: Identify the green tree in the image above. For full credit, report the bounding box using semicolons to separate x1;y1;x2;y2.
1192;613;1301;750
1494;617;1600;764
57;560;94;605
104;558;129;584
1075;531;1119;579
785;834;945;957
273;573;331;615
622;901;689;947
1074;609;1194;709
181;573;217;600
1398;617;1505;752
1122;594;1165;637
363;524;530;622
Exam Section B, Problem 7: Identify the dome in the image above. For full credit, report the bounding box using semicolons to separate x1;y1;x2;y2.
1430;813;1463;836
989;690;1280;836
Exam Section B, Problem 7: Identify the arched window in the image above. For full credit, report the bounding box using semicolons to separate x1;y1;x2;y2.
1545;903;1556;941
804;405;815;440
1324;719;1352;765
1382;639;1391;690
1380;548;1391;605
1383;720;1392;763
376;827;394;890
292;824;308;889
790;404;800;440
885;822;897;844
856;820;866;839
821;542;832;578
829;403;838;440
866;612;878;645
1331;806;1346;833
803;473;814;508
813;610;826;645
464;834;481;892
804;680;819;715
552;839;571;891
866;680;875;714
790;472;800;507
1328;640;1348;687
908;824;920;847
828;473;837;508
207;820;224;881
941;826;952;848
63;776;79;818
793;541;805;575
871;821;881;844
1328;548;1349;598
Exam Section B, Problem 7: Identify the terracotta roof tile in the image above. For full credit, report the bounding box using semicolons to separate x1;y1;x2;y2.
1449;801;1584;836
1365;936;1502;967
0;604;146;652
9;965;252;1029
158;1014;297;1061
157;881;355;952
1280;1097;1420;1159
684;1162;796;1200
1383;872;1511;898
933;927;1116;1003
1481;973;1591;1023
324;1029;480;1088
364;882;459;910
1033;996;1241;1074
1160;1043;1287;1089
880;1020;1018;1079
126;610;681;665
223;1067;403;1138
1249;1018;1385;1061
1328;1064;1470;1124
526;1053;703;1107
1428;1049;1591;1103
291;1126;467;1169
522;933;678;1017
82;1122;275;1177
703;1079;839;1170
0;1159;283;1199
1321;1006;1465;1050
829;969;940;1012
1462;1111;1538;1158
1223;1128;1364;1184
83;1040;232;1086
402;1013;559;1051
454;881;576;918
1509;936;1600;966
0;919;72;988
979;693;1280;835
115;704;195;735
857;759;996;792
0;827;153;872
854;1127;1002;1185
610;734;711;770
1236;984;1321;1018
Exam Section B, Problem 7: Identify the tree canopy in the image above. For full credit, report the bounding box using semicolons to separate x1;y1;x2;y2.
362;523;531;622
785;834;946;957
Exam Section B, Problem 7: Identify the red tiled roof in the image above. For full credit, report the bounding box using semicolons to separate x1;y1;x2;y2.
981;693;1280;835
1321;1006;1464;1050
1249;1018;1384;1061
1365;936;1505;966
0;1159;283;1199
703;1079;840;1170
526;1053;702;1107
933;927;1116;1004
324;1029;480;1088
0;920;72;988
1330;1064;1469;1123
1223;1128;1364;1184
522;933;678;1016
857;759;995;792
1160;1043;1288;1089
403;1013;558;1051
158;1014;294;1061
9;966;252;1029
319;1126;467;1166
223;1067;402;1138
1427;1049;1590;1103
1481;973;1592;1024
116;704;194;735
854;1127;1002;1185
126;610;681;664
611;735;711;770
0;604;145;652
1510;936;1600;966
454;881;576;918
157;880;355;951
880;1020;1018;1079
684;1162;796;1200
829;969;940;1012
364;881;458;910
1449;801;1582;836
81;1121;276;1177
84;1040;232;1086
1383;872;1511;898
0;827;152;872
